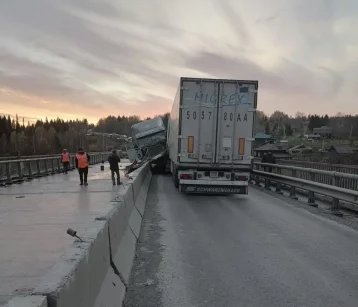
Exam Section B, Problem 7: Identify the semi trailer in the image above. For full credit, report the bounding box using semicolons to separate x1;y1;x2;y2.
167;77;258;194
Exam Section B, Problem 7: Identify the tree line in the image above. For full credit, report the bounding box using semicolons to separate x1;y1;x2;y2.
0;113;170;157
1;110;357;156
256;111;358;139
0;115;94;156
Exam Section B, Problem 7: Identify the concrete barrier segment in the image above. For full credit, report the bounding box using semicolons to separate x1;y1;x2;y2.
131;176;141;203
104;201;131;250
33;220;110;307
106;183;136;255
134;196;145;218
93;266;125;307
133;164;150;205
6;296;47;307
107;189;137;287
135;172;153;216
111;227;137;285
128;206;142;239
110;164;152;286
129;164;149;203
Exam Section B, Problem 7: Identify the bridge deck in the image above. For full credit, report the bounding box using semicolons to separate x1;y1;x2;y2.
0;162;129;305
124;175;358;307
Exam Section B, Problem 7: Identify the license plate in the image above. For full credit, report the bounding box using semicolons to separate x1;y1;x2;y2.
210;171;218;178
182;186;244;194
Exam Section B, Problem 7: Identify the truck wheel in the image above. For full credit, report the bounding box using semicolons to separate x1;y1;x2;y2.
173;170;179;188
158;163;166;174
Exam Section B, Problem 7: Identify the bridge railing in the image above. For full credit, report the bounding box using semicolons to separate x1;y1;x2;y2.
252;162;358;215
266;161;358;191
254;157;358;175
277;159;358;175
0;153;110;185
0;151;106;161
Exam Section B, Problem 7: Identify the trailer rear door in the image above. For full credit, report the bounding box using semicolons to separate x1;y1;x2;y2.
178;78;258;166
179;80;218;164
215;81;257;165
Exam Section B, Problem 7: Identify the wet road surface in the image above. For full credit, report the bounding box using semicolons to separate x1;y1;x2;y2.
0;162;129;305
124;174;358;307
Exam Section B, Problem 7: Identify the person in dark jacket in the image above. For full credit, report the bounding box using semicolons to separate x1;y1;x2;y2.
75;148;90;186
108;149;121;185
261;150;276;189
261;151;276;172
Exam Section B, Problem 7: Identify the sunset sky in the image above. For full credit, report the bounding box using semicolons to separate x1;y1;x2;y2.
1;0;358;123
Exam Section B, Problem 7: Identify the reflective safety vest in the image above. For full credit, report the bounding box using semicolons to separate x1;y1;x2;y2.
76;153;88;168
61;152;70;163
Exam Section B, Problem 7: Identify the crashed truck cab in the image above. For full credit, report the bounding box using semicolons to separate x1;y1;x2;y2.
126;117;169;172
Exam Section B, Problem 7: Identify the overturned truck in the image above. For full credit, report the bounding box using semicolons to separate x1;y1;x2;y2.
126;117;169;173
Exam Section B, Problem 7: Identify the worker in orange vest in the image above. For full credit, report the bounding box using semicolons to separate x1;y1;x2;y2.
61;149;70;174
75;148;90;186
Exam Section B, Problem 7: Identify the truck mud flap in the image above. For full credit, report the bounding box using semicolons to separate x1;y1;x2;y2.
180;185;248;194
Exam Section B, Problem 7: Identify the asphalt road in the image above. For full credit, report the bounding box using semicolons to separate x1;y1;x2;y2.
124;174;358;307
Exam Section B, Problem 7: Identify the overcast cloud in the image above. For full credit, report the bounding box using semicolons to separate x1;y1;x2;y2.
0;0;358;122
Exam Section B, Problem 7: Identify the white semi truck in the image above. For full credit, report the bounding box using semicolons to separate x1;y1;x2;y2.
167;77;258;194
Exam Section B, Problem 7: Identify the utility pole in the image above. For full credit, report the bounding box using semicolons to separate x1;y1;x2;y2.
350;123;353;145
33;132;36;155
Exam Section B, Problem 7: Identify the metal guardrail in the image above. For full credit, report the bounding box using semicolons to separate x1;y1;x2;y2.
277;159;358;175
252;162;358;216
0;151;106;161
0;153;110;185
257;160;358;191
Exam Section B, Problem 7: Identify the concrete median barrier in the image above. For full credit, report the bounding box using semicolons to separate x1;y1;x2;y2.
5;296;47;307
135;172;152;216
31;163;151;307
34;220;111;307
112;226;137;285
129;205;142;239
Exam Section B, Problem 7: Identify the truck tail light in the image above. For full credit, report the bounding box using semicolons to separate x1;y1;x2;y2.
235;175;248;181
188;136;194;153
238;138;245;155
180;174;193;180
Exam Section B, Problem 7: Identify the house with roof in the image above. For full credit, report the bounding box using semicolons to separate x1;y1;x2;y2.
304;134;321;141
313;126;333;138
329;145;355;155
254;143;291;160
254;132;273;148
328;145;357;164
287;144;312;154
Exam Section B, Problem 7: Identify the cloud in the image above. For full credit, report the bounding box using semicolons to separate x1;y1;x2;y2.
186;51;316;95
256;15;280;24
317;66;344;94
212;0;250;44
0;0;357;122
